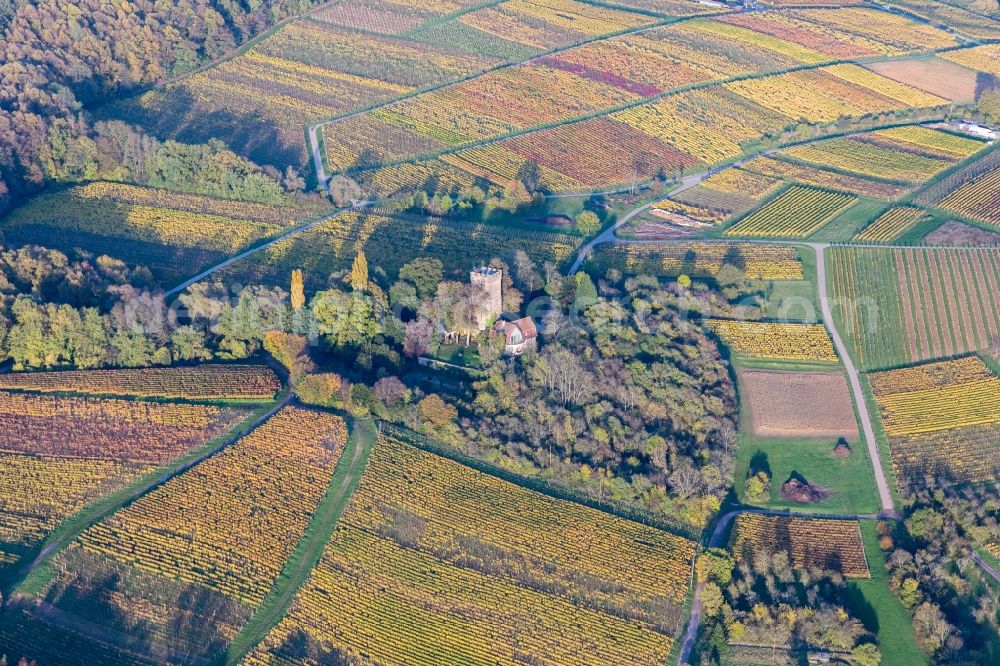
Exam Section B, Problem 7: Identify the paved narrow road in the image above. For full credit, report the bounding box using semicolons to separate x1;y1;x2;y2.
972;552;1000;585
164;210;348;298
308;123;330;194
568;170;715;274
810;242;896;516
648;239;895;663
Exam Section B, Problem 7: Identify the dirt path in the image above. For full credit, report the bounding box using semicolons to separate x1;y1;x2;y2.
10;394;292;597
302;11;696;188
574;232;899;515
224;417;377;664
574;230;992;664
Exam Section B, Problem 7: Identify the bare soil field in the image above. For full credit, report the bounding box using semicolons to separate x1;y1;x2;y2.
310;0;433;34
865;58;979;103
924;220;1000;246
740;370;860;439
629;222;700;239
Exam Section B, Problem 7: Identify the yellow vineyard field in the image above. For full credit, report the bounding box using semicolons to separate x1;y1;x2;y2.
871;357;1000;485
590;242;805;280
78;407;347;606
710;320;838;362
870;357;1000;437
726;186;856;238
853;206;928;242
246;436;696;665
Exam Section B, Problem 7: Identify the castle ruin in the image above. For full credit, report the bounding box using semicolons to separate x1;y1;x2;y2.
470;266;503;331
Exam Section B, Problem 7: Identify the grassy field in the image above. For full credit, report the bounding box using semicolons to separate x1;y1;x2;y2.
734;435;880;515
752;245;819;322
981;351;1000;376
978;547;1000;583
893;207;949;244
732;353;879;515
432;343;482;368
809;197;889;243
846;522;930;666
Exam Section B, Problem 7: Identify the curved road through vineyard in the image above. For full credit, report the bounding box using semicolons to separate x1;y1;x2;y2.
156;130;1000;666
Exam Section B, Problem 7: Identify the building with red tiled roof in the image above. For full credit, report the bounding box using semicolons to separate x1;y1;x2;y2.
492;317;537;356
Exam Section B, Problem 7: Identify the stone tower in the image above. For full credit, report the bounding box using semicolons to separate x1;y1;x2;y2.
470;266;503;331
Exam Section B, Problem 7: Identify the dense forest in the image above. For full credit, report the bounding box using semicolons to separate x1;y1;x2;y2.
696;548;880;666
883;485;1000;663
0;0;322;213
458;271;739;527
0;241;752;528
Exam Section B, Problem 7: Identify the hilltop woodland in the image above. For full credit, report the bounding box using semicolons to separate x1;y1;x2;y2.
0;0;323;213
0;236;777;528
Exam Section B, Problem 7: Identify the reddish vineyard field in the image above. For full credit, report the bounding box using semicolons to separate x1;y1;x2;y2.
116;19;501;168
324;10;955;192
0;365;280;400
0;392;246;573
0;392;245;463
743;155;909;199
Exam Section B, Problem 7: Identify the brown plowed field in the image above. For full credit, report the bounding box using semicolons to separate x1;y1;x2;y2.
740;370;859;439
865;58;978;103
